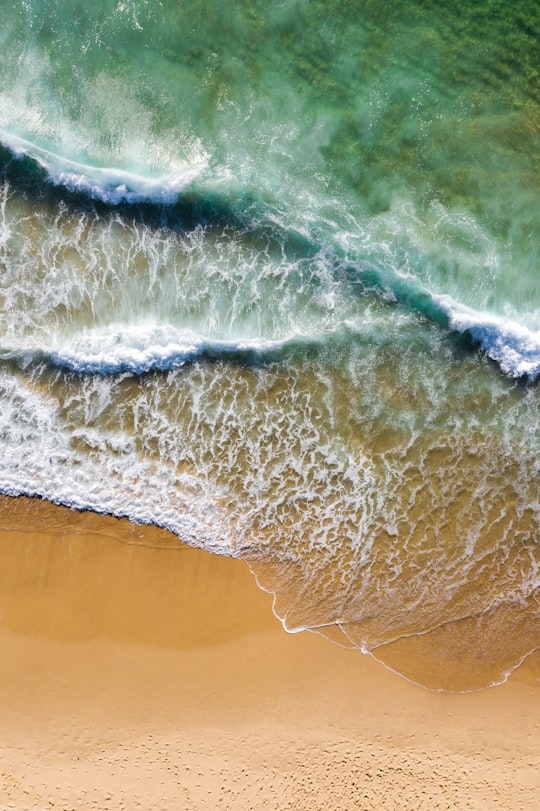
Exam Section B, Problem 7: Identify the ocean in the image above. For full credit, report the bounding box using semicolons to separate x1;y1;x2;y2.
0;0;538;691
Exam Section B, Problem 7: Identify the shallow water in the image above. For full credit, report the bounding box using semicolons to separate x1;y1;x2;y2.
0;0;538;689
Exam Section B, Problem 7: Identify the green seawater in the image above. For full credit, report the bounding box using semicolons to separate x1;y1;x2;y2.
0;0;538;690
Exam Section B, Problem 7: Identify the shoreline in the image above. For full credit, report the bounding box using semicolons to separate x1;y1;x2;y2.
0;495;538;809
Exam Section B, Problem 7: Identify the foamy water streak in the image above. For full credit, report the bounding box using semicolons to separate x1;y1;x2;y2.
0;368;236;556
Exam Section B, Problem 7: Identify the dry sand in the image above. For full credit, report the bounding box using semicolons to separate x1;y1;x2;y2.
0;495;538;810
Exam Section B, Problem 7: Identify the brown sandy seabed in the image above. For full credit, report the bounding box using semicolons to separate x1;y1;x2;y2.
0;495;538;810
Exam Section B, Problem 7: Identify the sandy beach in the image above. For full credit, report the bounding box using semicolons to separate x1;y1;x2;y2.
0;495;538;810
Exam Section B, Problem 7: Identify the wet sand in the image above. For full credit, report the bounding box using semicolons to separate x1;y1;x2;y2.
0;496;538;810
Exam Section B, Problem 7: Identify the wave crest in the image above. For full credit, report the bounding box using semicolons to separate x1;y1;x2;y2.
435;295;540;379
1;132;539;381
0;130;207;204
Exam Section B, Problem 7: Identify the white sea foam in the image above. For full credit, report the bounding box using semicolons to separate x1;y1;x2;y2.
434;294;540;379
0;130;207;204
52;325;297;373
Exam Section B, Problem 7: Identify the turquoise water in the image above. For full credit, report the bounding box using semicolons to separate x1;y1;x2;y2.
0;0;538;689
